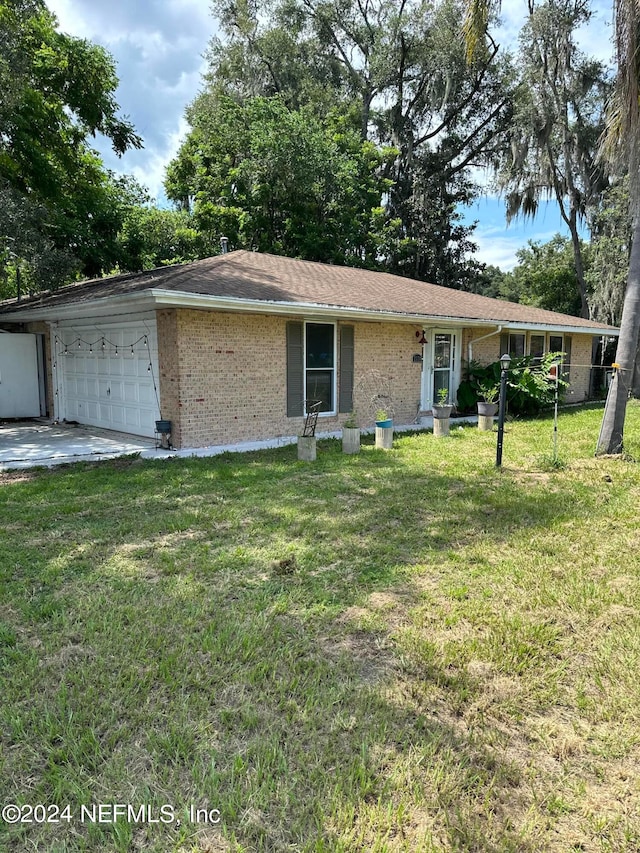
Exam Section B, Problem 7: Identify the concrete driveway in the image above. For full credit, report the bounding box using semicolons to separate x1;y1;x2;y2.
0;420;162;471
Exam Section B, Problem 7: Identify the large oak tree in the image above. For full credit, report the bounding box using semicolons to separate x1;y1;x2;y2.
0;0;142;293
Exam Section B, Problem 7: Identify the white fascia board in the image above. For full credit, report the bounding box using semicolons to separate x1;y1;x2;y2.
0;292;155;323
502;320;619;336
1;286;619;337
149;290;619;335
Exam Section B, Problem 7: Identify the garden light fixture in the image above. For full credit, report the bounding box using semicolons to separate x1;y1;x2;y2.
496;353;511;468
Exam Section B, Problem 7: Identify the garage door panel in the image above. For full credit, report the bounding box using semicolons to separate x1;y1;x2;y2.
138;384;155;405
99;402;112;421
58;320;159;437
125;409;140;427
123;382;138;403
111;406;126;426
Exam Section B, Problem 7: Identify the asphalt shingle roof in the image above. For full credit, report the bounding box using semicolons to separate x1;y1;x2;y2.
0;251;617;331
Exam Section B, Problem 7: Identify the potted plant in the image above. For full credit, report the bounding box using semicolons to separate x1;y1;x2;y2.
476;382;499;417
342;411;361;454
432;388;452;437
374;408;393;449
432;388;453;419
375;408;393;428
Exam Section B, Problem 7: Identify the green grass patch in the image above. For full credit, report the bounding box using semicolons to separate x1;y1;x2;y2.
1;403;640;851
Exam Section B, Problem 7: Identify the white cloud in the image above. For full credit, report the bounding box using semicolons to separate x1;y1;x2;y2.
47;0;212;200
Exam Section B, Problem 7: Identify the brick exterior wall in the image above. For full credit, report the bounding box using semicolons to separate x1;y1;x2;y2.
156;309;600;449
157;310;182;446
566;334;593;403
352;322;423;425
463;327;503;366
156;308;424;448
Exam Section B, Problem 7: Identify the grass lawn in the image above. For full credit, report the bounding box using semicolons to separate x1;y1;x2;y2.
1;403;640;852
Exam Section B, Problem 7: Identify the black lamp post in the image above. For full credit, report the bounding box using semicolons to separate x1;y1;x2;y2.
496;353;511;468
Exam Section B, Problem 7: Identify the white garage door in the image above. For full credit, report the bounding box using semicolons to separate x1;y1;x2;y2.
56;318;160;438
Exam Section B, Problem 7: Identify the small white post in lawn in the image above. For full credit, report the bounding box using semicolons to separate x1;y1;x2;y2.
375;425;393;450
297;435;317;461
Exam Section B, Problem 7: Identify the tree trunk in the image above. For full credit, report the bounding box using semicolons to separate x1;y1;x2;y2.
596;207;640;454
568;209;590;319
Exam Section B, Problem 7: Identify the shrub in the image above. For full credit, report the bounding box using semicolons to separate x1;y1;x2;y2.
457;353;566;416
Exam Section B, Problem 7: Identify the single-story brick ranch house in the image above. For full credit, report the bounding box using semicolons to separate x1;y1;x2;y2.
0;250;618;448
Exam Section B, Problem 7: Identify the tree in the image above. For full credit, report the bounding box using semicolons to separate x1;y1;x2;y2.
463;262;513;299
0;0;142;293
198;0;516;283
165;95;396;266
594;0;640;451
0;186;77;297
463;0;640;453
497;0;609;318
507;235;587;316
587;179;630;327
116;207;217;272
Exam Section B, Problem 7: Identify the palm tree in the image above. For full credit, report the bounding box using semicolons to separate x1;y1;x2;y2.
463;0;640;454
595;0;640;452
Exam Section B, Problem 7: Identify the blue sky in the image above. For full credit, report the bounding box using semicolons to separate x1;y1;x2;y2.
47;0;615;271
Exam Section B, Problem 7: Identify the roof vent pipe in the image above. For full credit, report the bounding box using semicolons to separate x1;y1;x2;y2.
220;236;229;254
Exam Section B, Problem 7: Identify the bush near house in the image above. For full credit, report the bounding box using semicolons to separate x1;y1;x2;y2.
458;352;567;415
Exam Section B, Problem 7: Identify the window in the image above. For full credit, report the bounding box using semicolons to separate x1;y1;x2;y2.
530;334;545;360
286;322;352;418
549;334;563;354
305;322;335;413
508;333;525;357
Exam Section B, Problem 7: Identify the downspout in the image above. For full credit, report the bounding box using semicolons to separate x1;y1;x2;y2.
468;325;504;364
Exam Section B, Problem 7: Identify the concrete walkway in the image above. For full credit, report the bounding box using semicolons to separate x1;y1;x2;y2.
0;421;162;471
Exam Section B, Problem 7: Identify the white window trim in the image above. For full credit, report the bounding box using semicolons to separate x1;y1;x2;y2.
526;332;564;357
303;320;337;417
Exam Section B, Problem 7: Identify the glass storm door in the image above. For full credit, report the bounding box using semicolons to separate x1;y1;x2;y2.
433;333;455;404
421;332;457;410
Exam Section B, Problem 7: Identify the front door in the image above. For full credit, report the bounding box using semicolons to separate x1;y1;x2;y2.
421;330;460;410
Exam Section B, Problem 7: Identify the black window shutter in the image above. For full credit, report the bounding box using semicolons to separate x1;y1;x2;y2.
286;321;304;417
339;325;354;413
500;332;509;358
